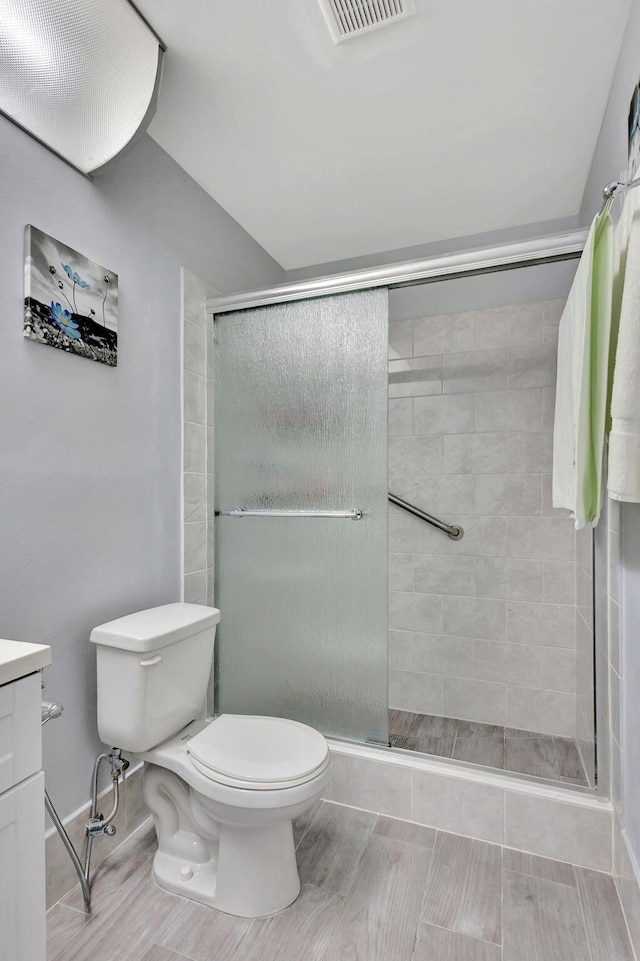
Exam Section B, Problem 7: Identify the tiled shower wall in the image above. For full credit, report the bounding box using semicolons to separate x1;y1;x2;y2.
182;269;217;607
388;300;580;738
575;524;595;781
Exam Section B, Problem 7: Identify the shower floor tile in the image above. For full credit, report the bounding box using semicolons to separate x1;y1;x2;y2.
48;804;633;961
388;712;590;785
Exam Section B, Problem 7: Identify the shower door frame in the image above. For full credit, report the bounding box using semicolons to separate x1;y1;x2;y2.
207;227;605;797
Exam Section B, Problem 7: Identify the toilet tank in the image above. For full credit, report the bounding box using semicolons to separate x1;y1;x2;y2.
90;603;221;754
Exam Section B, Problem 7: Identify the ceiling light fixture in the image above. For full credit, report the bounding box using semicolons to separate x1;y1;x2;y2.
0;0;164;176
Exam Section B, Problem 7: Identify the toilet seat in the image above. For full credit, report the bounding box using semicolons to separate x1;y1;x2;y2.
186;714;330;790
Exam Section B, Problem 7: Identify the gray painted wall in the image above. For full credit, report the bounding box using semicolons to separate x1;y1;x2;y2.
0;118;283;819
579;0;640;890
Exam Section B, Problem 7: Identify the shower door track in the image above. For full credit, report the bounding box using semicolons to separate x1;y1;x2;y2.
205;229;587;315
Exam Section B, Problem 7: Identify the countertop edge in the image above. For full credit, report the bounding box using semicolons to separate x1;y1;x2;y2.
0;640;52;687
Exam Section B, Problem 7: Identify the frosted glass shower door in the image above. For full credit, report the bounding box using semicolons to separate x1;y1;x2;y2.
213;289;388;744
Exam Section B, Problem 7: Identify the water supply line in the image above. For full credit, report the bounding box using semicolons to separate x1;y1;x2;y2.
41;699;128;912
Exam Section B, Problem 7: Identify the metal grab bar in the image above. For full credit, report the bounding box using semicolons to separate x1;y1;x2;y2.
216;507;363;520
388;492;464;540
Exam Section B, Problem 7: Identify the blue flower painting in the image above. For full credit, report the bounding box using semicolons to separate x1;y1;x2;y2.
24;225;118;366
50;301;82;338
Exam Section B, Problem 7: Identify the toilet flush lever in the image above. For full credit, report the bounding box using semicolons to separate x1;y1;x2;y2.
140;654;162;667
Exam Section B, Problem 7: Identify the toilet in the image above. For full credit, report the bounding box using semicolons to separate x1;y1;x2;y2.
90;602;330;918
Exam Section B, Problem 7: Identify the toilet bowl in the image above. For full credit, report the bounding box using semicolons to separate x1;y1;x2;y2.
90;603;330;918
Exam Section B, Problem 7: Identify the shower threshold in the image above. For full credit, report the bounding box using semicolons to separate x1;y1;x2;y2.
388;710;589;786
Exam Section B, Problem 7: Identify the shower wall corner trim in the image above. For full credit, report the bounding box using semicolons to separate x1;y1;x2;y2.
205;229;589;314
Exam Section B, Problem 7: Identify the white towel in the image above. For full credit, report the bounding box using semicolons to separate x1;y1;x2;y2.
552;212;613;527
609;210;640;501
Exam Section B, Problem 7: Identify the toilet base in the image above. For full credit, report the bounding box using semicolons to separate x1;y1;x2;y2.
150;822;301;918
143;762;314;918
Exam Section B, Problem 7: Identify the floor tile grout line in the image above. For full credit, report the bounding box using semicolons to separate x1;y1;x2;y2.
225;915;257;959
336;813;379;901
294;799;326;852
500;842;505;953
574;868;598;961
613;874;640;961
418;829;442;922
418;919;506;951
503;864;578;889
151;943;195;961
51;901;88;918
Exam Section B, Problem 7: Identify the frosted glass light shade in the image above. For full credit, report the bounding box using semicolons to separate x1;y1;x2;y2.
0;0;163;174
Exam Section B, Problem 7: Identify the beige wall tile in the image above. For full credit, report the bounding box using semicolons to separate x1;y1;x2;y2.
507;343;557;389
444;431;509;474
389;591;443;633
390;435;443;474
389;630;413;670
412;633;475;678
474;303;542;349
476;557;542;601
443;349;508;394
183;422;206;474
475;640;541;687
442;516;507;557
443;596;506;641
389;397;413;436
183;319;206;376
389;669;444;715
184;472;206;523
389;355;443;397
412;769;504;843
542;560;576;604
412;474;475;515
389;553;415;592
414;313;475;356
474;474;542;517
506;687;576;737
328;753;412;820
389;508;444;554
443;677;507;726
474;388;542;432
184;570;207;604
540;648;577;693
414;393;474;435
507;600;575;648
505;794;611;871
184;370;206;426
389;319;413;359
184;522;207;574
415;555;476;596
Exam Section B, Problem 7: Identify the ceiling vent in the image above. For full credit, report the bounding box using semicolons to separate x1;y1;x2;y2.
317;0;416;44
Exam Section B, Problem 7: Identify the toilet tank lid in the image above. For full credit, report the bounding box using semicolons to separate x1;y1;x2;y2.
90;603;221;653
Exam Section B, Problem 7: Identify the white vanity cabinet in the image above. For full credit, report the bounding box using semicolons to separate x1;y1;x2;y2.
0;641;52;961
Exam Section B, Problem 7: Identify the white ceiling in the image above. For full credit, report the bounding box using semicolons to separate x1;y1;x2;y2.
139;0;632;270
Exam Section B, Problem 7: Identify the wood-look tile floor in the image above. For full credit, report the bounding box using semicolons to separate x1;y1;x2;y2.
389;710;590;785
48;801;633;961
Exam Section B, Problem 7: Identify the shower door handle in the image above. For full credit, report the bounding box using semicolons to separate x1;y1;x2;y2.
216;507;363;520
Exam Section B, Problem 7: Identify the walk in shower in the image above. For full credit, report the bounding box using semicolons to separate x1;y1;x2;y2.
208;229;597;790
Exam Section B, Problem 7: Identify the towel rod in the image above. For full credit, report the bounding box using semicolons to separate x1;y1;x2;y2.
388;492;463;540
599;175;640;216
216;507;363;520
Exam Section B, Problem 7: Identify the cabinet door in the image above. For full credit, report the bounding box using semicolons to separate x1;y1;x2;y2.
0;772;46;961
0;672;42;793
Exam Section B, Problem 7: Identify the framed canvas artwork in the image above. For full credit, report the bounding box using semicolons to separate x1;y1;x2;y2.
24;225;118;367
